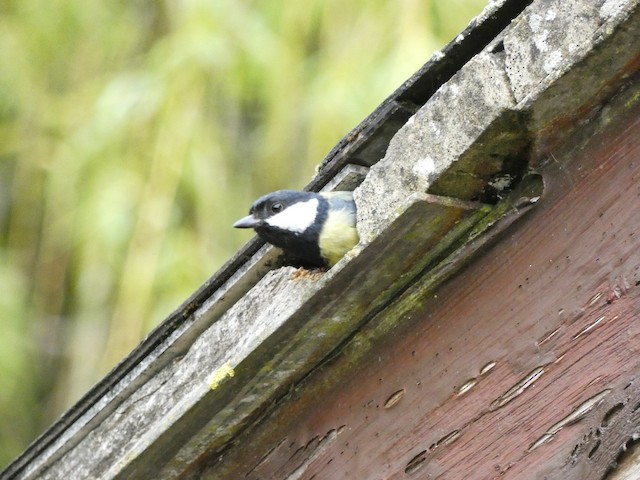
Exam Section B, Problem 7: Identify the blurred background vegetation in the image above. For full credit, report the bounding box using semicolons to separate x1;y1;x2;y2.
0;0;486;467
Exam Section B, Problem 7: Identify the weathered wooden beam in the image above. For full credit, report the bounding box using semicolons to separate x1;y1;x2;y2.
207;71;640;480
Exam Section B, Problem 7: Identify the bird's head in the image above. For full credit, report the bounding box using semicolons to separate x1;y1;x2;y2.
233;189;358;268
233;190;325;265
233;190;321;235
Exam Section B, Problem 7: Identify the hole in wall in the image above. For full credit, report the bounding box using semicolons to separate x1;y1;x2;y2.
588;440;601;459
601;403;625;428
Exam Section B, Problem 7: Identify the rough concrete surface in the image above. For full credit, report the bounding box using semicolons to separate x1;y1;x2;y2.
354;52;514;243
505;0;640;132
356;0;639;243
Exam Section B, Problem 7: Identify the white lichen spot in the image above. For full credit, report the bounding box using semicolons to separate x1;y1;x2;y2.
428;120;441;137
529;13;543;31
209;362;235;390
545;10;557;21
533;29;549;53
455;34;465;43
543;50;563;74
599;0;625;20
413;157;436;178
432;50;445;61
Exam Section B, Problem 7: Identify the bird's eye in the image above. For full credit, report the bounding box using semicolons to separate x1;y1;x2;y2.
271;203;283;213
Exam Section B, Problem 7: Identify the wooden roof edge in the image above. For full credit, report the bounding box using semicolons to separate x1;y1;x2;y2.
5;0;640;479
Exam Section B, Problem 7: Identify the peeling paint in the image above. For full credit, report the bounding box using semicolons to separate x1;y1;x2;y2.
588;291;604;306
404;450;427;475
437;429;462;447
573;315;607;340
384;389;406;409
536;327;561;347
491;366;545;410
528;389;611;452
479;362;496;377
547;389;611;435
455;379;478;396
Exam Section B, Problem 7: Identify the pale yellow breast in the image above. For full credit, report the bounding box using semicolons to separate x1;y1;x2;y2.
318;208;359;266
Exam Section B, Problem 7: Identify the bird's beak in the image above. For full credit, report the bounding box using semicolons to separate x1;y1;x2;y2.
233;214;261;229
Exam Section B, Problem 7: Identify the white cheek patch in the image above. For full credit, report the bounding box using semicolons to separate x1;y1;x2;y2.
265;198;319;233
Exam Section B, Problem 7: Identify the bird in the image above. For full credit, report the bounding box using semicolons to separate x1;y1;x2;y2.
233;190;358;268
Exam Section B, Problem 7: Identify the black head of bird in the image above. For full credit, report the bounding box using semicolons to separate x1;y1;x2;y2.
233;190;358;268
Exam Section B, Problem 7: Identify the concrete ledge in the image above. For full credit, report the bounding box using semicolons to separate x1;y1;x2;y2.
355;52;517;242
506;0;640;135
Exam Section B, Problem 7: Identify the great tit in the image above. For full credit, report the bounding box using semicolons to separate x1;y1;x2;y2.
233;190;358;268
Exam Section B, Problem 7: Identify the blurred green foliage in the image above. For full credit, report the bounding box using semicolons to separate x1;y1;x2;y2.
0;0;486;467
